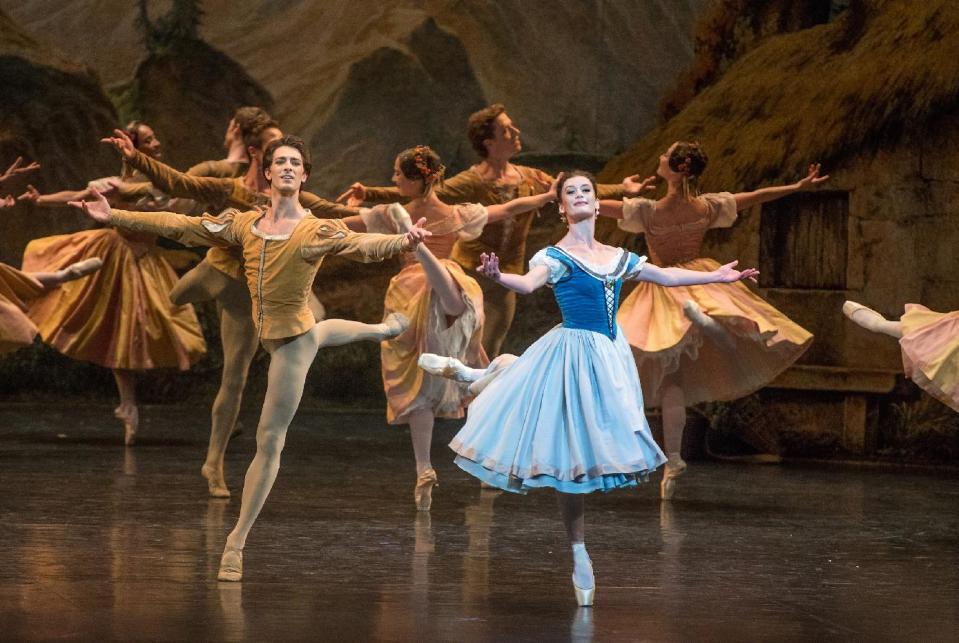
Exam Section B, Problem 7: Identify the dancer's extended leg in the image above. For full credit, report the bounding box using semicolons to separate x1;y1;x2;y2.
414;245;466;317
659;382;688;500
220;328;320;577
843;300;903;339
30;257;103;289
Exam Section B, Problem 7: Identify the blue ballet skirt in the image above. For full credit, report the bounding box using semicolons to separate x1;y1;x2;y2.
449;246;667;494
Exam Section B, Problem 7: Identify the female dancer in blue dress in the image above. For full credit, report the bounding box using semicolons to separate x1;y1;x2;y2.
433;171;758;606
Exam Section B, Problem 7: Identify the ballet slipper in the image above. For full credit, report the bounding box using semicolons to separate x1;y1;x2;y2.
202;463;231;499
383;312;410;339
842;300;885;330
417;354;477;382
217;547;243;582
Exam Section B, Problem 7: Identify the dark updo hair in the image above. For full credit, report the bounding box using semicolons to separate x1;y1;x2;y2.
397;145;445;195
668;141;708;198
466;103;506;158
125;120;146;150
262;135;312;181
554;170;598;203
122;120;151;179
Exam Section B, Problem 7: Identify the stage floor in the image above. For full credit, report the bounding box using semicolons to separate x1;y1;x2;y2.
1;402;957;641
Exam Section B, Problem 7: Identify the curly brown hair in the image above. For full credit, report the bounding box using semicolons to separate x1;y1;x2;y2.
466;103;506;158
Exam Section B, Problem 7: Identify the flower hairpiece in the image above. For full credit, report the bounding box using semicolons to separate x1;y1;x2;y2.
411;146;444;183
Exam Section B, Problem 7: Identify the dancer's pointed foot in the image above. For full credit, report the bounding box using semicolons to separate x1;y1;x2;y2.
683;300;735;351
842;300;886;330
217;547;243;582
414;468;438;511
202;463;231;498
115;405;138;446
383;312;410;339
660;455;687;501
61;257;103;281
418;353;478;383
572;545;595;607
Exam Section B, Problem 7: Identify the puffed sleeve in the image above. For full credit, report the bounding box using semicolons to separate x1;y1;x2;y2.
358;204;399;234
700;192;738;229
623;252;649;280
528;248;569;285
454;203;489;241
617;197;656;234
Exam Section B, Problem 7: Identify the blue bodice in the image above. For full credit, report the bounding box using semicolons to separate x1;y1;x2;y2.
545;247;644;340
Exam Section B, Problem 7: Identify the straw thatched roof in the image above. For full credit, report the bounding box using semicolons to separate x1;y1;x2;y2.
599;0;959;192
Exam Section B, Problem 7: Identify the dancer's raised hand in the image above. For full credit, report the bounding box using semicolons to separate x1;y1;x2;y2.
101;129;137;160
404;216;432;249
68;186;111;223
16;184;40;204
1;194;15;208
796;163;829;189
478;252;501;281
714;260;759;284
0;156;41;184
336;182;367;207
623;174;657;196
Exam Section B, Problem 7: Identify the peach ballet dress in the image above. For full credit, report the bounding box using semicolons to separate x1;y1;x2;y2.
616;193;813;406
0;263;44;355
361;203;490;424
899;304;959;412
20;174;206;370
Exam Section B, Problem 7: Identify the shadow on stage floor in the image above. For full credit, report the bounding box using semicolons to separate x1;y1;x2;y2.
0;403;957;641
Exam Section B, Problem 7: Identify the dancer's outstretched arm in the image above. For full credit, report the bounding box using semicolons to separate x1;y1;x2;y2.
301;218;429;263
597;175;657;219
102;129;235;206
484;175;559;223
636;260;759;287
732;163;829;209
68;187;239;248
0;156;40;185
477;252;549;295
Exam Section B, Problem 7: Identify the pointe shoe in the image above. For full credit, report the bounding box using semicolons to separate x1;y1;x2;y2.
660;457;687;501
217;547;243;582
383;312;410;339
201;463;231;499
573;579;596;607
387;203;414;232
683;300;736;351
417;353;476;382
571;552;596;607
842;300;885;327
63;257;103;280
414;468;438;511
115;406;139;447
